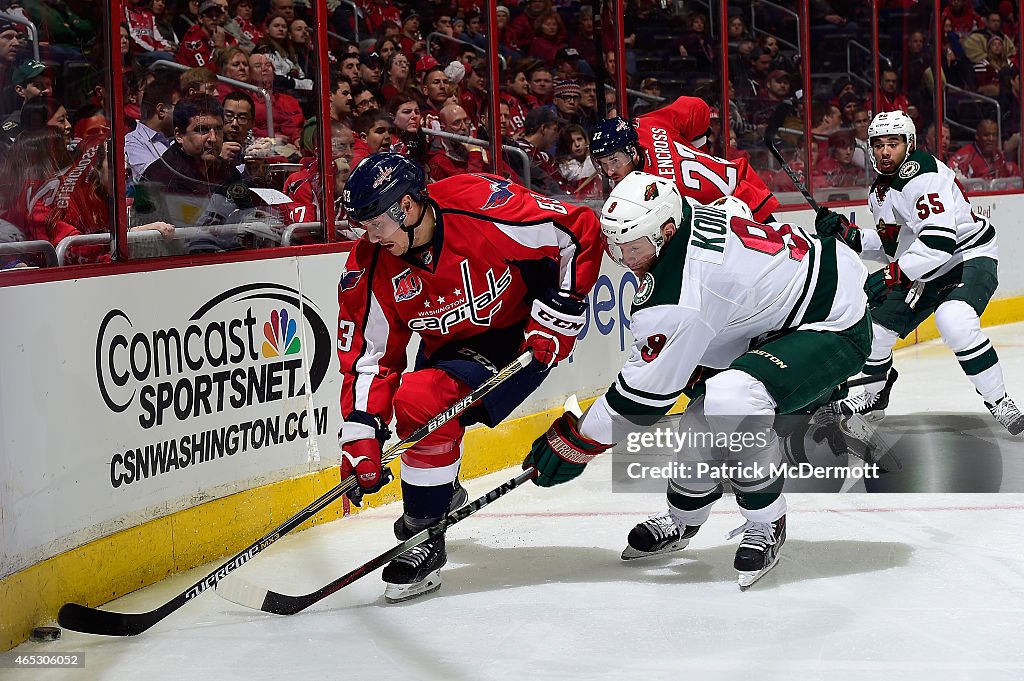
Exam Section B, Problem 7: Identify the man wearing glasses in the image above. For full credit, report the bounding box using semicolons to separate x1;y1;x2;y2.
176;0;236;69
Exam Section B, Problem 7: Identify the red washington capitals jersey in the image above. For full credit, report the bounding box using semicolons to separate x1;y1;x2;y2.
337;173;604;420
636;96;781;222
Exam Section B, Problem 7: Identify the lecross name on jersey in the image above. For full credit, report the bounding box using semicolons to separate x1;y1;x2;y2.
408;258;514;334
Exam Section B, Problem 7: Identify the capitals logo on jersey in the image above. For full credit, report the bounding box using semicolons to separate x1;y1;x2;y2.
339;268;364;292
392;269;423;301
480;178;515;210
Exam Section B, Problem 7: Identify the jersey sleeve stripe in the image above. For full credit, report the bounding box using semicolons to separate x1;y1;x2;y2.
799;237;840;326
607;383;676;418
919;234;957;255
782;239;820;329
615;372;685;403
920;225;957;237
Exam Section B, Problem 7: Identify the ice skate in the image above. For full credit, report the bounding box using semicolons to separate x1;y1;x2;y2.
729;515;786;590
987;395;1024;435
832;368;899;421
382;534;447;603
621;511;701;560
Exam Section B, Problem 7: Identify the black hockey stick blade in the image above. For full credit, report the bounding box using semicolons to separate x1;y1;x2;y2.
216;468;538;615
762;99;820;212
58;352;534;636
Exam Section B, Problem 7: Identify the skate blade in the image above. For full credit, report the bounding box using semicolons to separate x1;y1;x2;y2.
737;555;780;590
384;569;443;603
620;537;690;561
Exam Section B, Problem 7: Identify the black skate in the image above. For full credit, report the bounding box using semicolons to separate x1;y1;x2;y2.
393;481;469;541
621;511;701;561
987;395;1024;435
827;368;899;421
729;515;786;590
382;534;447;603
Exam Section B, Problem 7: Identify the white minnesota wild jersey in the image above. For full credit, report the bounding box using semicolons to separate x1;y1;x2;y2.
866;148;998;281
580;199;867;444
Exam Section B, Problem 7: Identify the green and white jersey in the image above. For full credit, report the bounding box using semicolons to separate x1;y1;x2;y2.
580;199;868;445
865;149;998;281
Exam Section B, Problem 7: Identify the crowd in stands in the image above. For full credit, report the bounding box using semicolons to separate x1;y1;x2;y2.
3;0;1024;266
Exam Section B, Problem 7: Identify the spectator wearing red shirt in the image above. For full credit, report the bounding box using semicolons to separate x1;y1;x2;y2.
949;118;1021;179
942;0;985;38
878;66;917;118
812;130;864;189
380;51;412;102
351;108;391;168
356;0;401;36
397;11;425;58
248;52;303;142
428;103;486;181
525;65;554;107
528;9;567;66
176;0;236;70
509;0;552;54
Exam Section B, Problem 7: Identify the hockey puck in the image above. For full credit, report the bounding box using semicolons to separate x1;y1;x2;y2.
29;626;61;642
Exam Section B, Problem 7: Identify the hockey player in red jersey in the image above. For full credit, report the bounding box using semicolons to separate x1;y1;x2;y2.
589;97;781;222
336;153;603;602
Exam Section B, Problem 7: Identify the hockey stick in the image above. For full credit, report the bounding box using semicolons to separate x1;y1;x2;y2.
57;352;534;636
763;100;821;213
216;467;539;615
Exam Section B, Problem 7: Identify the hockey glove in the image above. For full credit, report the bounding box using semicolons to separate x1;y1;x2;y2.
864;262;913;306
815;208;862;253
523;411;611;487
338;411;393;506
520;290;588;367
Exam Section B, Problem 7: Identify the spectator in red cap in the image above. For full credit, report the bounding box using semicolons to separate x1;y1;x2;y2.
415;54;440;77
813;130;863;188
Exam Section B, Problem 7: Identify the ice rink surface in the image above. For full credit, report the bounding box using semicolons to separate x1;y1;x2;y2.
7;323;1024;681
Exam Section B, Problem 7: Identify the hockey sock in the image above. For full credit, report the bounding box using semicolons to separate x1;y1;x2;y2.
936;301;1005;403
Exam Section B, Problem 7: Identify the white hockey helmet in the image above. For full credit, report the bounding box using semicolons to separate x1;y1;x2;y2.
867;110;916;174
600;171;683;267
707;194;754;221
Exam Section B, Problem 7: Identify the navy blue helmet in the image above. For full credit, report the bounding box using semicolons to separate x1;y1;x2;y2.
589;117;640;158
343;152;428;224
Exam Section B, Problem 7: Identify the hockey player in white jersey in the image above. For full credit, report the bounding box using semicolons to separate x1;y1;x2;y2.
817;110;1023;434
521;171;872;588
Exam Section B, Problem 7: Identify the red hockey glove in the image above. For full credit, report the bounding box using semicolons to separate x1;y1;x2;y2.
815;208;862;253
864;262;913;306
523;411;611;487
338;411;393;506
520;291;588;367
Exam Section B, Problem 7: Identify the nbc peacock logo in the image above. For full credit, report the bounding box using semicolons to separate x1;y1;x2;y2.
262;308;301;358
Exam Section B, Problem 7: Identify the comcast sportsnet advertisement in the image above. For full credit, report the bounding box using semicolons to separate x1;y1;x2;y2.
95;282;334;489
0;254;347;575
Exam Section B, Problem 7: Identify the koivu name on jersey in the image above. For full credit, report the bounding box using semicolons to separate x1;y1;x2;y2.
689;206;728;264
408;258;513;334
